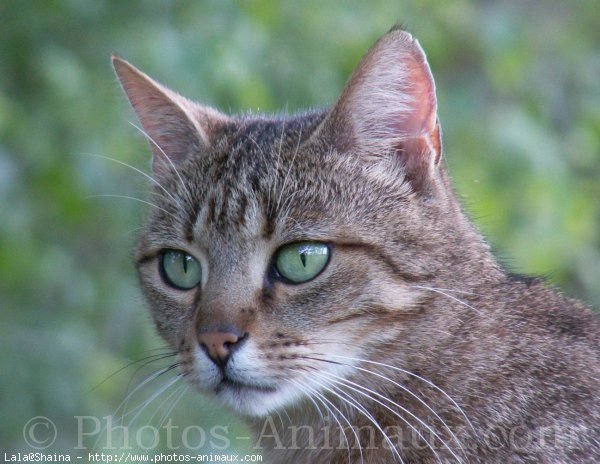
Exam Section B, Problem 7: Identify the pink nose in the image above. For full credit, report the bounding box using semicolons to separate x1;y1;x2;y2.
197;331;244;366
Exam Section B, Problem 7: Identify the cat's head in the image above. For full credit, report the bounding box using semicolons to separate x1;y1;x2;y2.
114;29;487;417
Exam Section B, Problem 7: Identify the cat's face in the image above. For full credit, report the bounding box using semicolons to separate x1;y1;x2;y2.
134;118;433;416
115;29;473;417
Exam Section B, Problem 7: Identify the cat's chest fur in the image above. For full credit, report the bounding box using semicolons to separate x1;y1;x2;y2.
114;27;600;463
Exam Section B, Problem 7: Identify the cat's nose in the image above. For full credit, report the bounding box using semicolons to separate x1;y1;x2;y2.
197;329;247;367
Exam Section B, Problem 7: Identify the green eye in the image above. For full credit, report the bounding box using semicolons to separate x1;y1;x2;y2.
275;242;330;284
160;250;202;290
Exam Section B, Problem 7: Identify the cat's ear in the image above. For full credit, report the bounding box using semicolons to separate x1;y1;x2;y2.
319;28;442;191
112;55;229;175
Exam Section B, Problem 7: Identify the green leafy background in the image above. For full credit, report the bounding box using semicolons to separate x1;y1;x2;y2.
1;0;598;456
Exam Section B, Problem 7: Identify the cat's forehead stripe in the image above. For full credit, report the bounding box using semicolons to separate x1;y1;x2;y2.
193;186;262;242
185;114;326;241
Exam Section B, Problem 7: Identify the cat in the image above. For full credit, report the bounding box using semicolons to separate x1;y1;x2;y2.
113;27;600;463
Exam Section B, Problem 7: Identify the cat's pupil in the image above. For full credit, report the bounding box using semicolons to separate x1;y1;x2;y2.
300;252;306;267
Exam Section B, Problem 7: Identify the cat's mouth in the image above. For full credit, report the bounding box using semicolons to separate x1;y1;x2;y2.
215;377;277;394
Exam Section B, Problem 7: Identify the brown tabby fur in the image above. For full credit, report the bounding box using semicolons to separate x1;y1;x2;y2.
113;27;600;463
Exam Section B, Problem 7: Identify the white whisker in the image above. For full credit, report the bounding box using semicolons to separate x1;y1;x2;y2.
414;285;480;296
289;378;325;424
158;384;188;430
329;355;476;433
317;371;463;463
308;352;466;458
124;375;181;429
270;121;287;215
80;152;181;206
289;378;361;464
276;127;303;213
412;285;483;315
278;190;304;231
152;382;188;430
313;378;404;463
274;408;286;432
91;365;177;451
288;379;351;462
244;133;269;204
86;194;180;221
128;121;194;206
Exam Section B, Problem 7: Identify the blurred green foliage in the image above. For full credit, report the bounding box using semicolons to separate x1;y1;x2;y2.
1;0;598;457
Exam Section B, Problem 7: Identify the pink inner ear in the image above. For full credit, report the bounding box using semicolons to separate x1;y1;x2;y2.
398;55;442;167
402;58;438;137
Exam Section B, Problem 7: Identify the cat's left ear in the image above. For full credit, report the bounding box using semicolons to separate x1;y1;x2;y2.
112;56;229;175
315;28;442;191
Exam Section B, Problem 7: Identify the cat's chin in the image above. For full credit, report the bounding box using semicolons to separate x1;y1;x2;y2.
213;380;300;418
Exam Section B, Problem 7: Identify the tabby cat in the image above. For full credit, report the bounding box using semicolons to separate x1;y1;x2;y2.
113;28;600;463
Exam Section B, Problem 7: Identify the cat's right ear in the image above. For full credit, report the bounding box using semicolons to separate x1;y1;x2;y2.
112;55;229;175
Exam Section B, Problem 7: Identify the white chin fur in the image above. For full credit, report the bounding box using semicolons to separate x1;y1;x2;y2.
216;382;302;417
